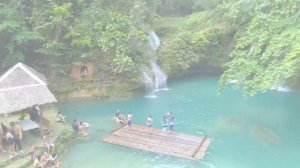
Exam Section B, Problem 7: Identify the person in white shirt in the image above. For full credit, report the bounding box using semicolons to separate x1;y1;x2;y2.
146;115;153;127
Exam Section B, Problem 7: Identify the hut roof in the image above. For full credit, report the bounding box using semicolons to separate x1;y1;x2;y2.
0;63;57;114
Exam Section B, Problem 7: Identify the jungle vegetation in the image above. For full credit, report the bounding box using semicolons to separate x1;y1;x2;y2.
0;0;299;96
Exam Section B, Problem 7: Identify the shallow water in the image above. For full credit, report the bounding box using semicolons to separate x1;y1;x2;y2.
58;77;300;168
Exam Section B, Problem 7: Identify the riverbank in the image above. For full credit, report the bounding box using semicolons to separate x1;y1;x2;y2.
0;105;74;168
51;70;225;101
52;77;144;101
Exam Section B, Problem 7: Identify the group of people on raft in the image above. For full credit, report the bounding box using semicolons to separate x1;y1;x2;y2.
114;110;175;131
69;109;175;136
114;110;129;125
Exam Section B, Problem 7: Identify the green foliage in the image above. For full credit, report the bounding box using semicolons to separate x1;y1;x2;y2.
19;112;26;121
53;128;75;154
156;12;232;77
94;92;109;100
153;17;184;37
53;3;72;17
0;2;40;70
0;0;150;81
156;0;204;16
66;1;147;75
219;0;300;95
112;54;136;74
1;0;299;98
108;79;142;97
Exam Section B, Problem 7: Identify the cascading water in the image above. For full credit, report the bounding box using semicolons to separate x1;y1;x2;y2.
149;31;160;51
141;31;168;97
141;71;156;98
142;71;154;93
270;84;292;92
151;62;168;91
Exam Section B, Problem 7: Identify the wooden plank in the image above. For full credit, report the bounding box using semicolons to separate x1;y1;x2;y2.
130;125;203;142
103;135;196;160
130;128;202;145
194;138;211;160
102;124;210;160
118;128;200;148
120;127;200;144
132;125;203;141
104;135;192;156
126;125;202;144
111;131;196;154
192;136;208;157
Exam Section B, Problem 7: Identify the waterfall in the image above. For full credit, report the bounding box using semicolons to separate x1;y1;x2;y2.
141;31;168;97
270;84;292;92
151;61;168;91
149;31;160;51
142;71;156;98
142;71;154;93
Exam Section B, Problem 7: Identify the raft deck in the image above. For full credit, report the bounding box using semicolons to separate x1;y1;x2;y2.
102;125;210;160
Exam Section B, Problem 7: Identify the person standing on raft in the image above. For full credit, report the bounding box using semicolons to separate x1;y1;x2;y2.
162;114;167;132
169;112;175;131
127;112;133;128
146;115;153;127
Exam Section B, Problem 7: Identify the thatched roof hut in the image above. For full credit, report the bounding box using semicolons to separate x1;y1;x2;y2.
0;63;57;114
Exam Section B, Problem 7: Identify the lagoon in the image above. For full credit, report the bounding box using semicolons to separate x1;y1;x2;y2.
58;77;300;168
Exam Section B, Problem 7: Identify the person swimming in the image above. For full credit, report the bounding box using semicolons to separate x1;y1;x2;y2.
115;110;121;120
79;121;89;136
114;110;127;125
56;112;66;124
119;115;128;125
72;119;79;132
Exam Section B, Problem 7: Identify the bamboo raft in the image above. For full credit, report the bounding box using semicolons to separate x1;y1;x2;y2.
102;125;211;160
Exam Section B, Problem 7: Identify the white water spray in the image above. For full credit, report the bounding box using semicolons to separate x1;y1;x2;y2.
149;31;160;51
151;61;168;91
270;84;292;92
142;31;168;97
142;71;154;95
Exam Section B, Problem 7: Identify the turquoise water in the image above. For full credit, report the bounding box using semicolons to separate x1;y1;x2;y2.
58;77;300;168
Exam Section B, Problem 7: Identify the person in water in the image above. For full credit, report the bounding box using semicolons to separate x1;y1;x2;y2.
119;115;127;125
115;109;120;119
114;110;128;125
169;112;175;131
79;121;89;136
146;115;153;127
127;112;133;128
72;119;79;133
115;110;123;123
162;114;167;132
56;112;66;124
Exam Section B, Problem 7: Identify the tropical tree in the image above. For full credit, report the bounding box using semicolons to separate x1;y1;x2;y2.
0;1;40;71
219;0;300;95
